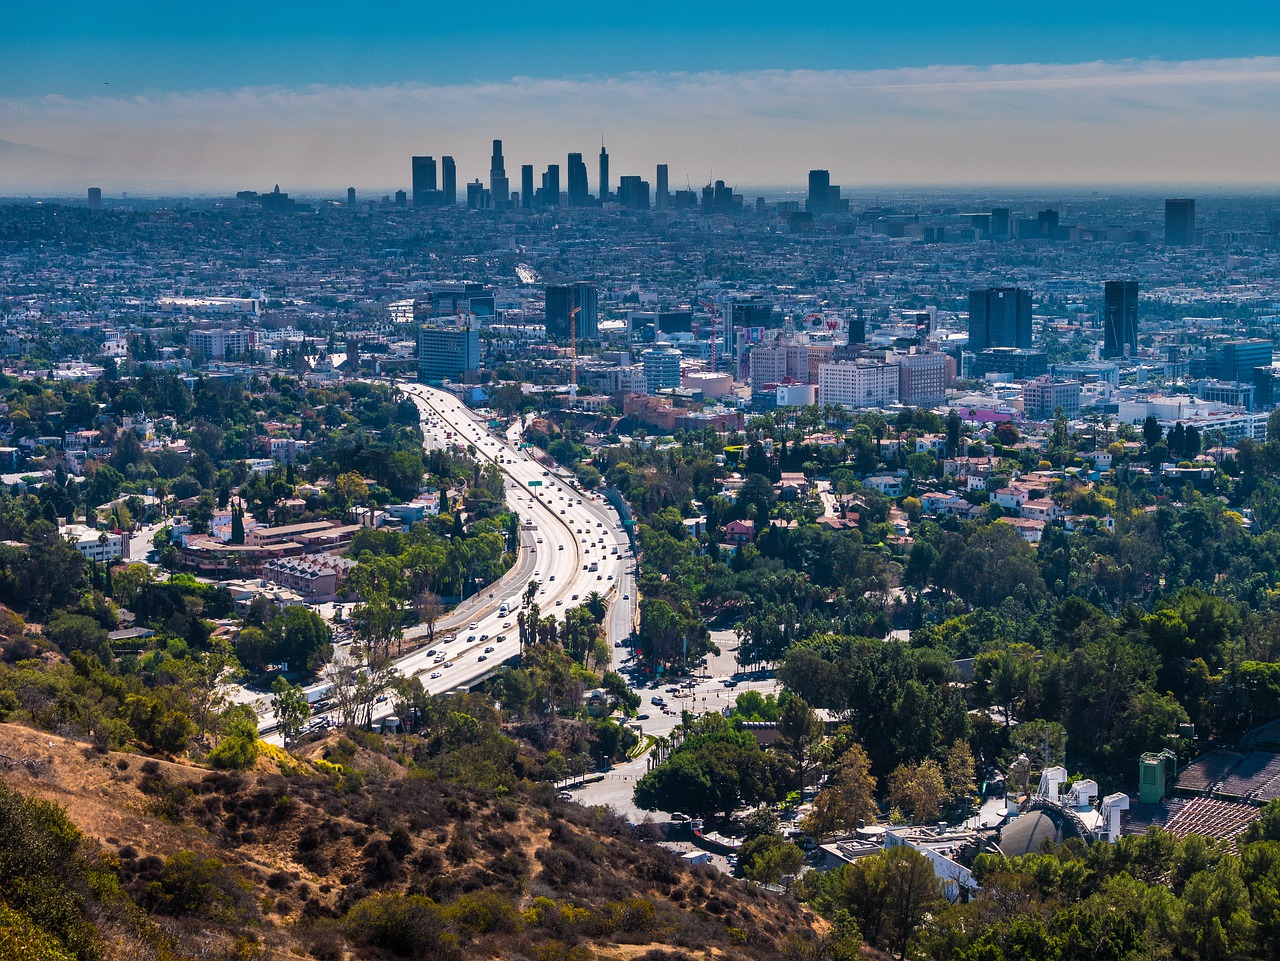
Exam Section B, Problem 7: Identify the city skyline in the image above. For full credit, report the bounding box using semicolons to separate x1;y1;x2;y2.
3;54;1280;194
7;0;1280;194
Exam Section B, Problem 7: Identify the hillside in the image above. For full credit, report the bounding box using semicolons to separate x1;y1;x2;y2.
0;721;831;961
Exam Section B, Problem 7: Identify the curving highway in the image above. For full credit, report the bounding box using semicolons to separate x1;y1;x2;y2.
386;382;636;697
254;383;637;737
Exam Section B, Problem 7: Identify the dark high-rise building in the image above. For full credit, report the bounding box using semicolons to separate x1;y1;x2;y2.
701;180;735;214
1165;198;1196;245
617;175;650;210
1038;209;1059;238
545;283;599;341
849;307;866;345
490;140;509;210
807;169;830;212
87;187;102;209
1103;281;1139;359
567;153;590;206
806;170;841;214
521;165;534;209
655;164;669;210
990;207;1011;241
347;187;356;207
412;156;437;207
441;156;456;206
394;189;407;207
541;165;560;206
1217;339;1273;383
466;180;489;210
968;288;1032;351
599;143;610;203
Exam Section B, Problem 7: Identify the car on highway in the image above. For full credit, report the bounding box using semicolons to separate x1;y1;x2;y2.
484;646;495;653
430;671;441;679
477;654;488;662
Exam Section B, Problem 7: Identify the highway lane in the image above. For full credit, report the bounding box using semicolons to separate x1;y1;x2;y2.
313;384;635;720
249;384;635;737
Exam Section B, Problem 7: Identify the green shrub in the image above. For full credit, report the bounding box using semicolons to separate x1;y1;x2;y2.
343;893;458;959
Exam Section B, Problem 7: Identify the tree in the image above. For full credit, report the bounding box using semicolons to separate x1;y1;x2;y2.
415;589;444;645
802;743;879;840
778;695;825;792
173;638;242;738
887;759;946;824
943;740;977;806
1143;415;1163;448
839;846;943;958
270;677;310;747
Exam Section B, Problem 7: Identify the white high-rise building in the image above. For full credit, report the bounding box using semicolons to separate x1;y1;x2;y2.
818;361;899;410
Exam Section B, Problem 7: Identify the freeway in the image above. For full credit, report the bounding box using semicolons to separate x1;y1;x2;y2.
388;383;636;694
256;383;637;735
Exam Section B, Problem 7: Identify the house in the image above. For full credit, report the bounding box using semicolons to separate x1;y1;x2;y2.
993;487;1029;511
864;475;904;497
723;519;755;544
61;523;123;563
1020;498;1060;522
920;492;964;516
999;517;1045;544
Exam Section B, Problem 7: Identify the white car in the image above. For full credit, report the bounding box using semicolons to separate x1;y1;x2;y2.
429;671;442;679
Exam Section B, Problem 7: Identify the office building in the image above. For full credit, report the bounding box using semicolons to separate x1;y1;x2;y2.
618;176;650;210
1216;339;1274;383
976;347;1048;380
520;165;534;209
347;187;356;207
990;207;1011;241
544;283;599;341
1197;380;1256;412
1103;281;1139;359
190;328;255;361
723;293;774;346
1023;377;1082;419
394;189;407;207
701;180;736;215
892;349;948;407
441;156;456;206
541;165;561;206
418;323;480;384
567;153;590;206
87;187;102;210
807;169;842;214
412;156;437;207
968;287;1032;351
1165;198;1196;245
819;360;900;410
490;140;509;210
466;180;489;210
655;164;669;210
748;340;810;393
599;144;610;203
849;308;866;345
642;344;684;392
1038;209;1059;238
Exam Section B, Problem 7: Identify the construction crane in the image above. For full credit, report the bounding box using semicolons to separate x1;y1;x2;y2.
698;298;719;373
568;306;580;399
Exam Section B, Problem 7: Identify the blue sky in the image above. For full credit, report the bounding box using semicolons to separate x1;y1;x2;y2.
6;1;1280;95
3;3;1280;191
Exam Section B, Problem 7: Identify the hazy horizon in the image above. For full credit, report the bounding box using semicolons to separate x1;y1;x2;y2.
5;4;1280;195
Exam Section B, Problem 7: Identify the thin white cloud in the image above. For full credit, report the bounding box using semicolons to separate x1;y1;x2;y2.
3;57;1280;192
